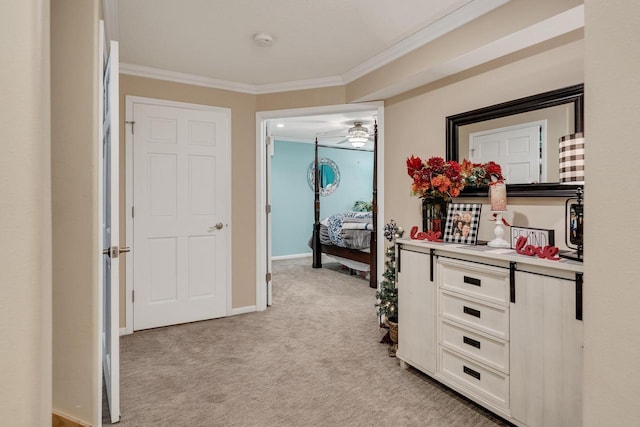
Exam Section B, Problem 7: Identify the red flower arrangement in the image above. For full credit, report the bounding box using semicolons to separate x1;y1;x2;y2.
407;156;504;199
406;156;466;199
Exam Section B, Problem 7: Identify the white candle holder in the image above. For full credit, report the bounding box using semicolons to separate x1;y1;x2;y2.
487;211;510;248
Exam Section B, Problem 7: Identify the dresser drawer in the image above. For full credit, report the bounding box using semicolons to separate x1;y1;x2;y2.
440;348;509;410
441;320;509;374
439;258;509;305
440;291;509;340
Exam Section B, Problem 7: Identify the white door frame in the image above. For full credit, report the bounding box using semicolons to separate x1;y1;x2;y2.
123;96;233;334
255;102;385;311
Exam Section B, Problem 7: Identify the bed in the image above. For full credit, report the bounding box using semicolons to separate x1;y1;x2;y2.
311;123;378;288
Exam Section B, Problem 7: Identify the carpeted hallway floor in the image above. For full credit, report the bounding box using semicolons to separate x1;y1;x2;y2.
105;258;510;426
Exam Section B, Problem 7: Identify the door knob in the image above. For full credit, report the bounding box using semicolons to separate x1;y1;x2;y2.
102;246;131;258
209;223;224;231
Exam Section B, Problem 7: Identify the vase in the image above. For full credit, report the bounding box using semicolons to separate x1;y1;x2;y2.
422;197;449;233
386;319;398;357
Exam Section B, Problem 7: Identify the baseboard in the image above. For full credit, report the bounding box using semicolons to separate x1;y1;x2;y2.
120;326;133;336
52;411;89;427
231;305;257;316
272;253;311;260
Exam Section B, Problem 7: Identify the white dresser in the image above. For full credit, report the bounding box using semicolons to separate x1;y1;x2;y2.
395;239;583;427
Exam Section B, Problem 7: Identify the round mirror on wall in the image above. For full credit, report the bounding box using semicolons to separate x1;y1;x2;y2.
307;158;340;196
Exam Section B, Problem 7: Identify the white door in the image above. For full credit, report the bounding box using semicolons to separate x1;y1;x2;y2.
470;121;545;184
132;101;230;330
100;38;120;423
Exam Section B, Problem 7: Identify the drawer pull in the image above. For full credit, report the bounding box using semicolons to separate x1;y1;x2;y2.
463;336;481;349
463;366;481;381
463;306;481;318
463;276;481;287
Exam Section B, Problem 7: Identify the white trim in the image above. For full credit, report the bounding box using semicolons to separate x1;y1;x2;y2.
121;63;261;94
256;102;385;311
124;96;233;333
232;306;257;316
272;253;312;261
96;20;105;427
254;77;343;95
119;327;131;336
341;0;509;83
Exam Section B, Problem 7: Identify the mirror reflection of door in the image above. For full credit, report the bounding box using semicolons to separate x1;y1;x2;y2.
469;121;546;184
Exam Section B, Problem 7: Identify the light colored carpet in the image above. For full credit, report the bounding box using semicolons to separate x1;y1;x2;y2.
106;258;509;426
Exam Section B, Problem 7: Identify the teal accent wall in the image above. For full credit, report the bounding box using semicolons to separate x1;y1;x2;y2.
271;140;373;257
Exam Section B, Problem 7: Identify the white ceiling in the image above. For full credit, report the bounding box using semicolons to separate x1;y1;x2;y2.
110;0;583;144
115;0;502;87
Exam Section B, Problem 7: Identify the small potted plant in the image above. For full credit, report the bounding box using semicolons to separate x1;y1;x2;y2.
376;221;403;356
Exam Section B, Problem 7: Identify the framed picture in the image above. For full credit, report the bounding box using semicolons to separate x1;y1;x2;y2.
443;203;483;245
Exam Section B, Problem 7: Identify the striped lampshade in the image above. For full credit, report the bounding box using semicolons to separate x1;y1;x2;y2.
559;133;585;184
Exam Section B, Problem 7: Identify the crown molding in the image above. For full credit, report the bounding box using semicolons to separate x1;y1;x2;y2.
120;63;259;94
341;0;510;84
352;4;585;102
120;63;345;95
253;76;344;95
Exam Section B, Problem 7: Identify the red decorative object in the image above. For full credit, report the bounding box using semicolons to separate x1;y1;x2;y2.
490;212;511;226
515;236;560;260
410;226;442;242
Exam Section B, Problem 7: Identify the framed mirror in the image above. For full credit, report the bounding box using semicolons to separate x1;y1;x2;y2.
446;84;584;197
307;157;340;196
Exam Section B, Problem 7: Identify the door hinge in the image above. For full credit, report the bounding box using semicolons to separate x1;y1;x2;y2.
265;204;271;214
131;206;134;218
266;136;272;146
266;272;272;282
126;120;135;134
132;290;135;303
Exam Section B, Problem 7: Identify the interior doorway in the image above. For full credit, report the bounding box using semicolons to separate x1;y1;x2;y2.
255;102;385;311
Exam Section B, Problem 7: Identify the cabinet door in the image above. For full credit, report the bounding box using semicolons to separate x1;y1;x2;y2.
510;271;583;427
397;249;437;374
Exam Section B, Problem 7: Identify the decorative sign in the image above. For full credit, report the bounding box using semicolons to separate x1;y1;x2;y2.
409;226;442;242
510;226;554;249
515;236;560;261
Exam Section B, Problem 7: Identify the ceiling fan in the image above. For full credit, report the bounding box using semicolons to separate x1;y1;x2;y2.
335;122;374;148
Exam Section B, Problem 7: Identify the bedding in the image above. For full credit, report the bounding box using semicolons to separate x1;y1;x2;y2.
317;211;372;250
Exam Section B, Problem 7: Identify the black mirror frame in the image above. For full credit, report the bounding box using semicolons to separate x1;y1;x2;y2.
446;83;584;197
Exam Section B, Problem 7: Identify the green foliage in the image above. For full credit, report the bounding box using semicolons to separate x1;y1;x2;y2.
375;245;398;322
353;200;373;212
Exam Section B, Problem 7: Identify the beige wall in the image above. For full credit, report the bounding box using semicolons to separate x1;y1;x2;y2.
583;0;640;424
347;0;583;102
119;76;257;318
382;38;584;245
0;0;52;424
118;78;350;326
51;0;100;424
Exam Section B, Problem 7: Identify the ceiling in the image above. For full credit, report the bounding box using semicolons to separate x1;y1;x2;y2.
112;0;508;144
115;0;505;87
110;1;583;144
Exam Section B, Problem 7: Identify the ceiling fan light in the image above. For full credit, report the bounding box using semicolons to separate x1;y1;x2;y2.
349;137;367;148
347;121;369;147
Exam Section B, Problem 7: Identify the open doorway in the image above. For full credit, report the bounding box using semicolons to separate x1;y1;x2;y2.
255;103;385;310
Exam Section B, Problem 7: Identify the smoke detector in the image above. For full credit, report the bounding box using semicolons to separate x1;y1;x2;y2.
253;33;274;47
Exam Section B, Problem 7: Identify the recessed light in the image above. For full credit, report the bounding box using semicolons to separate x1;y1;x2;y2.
276;123;285;128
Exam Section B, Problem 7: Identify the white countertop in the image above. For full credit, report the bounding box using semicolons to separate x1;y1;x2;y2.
396;238;584;274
